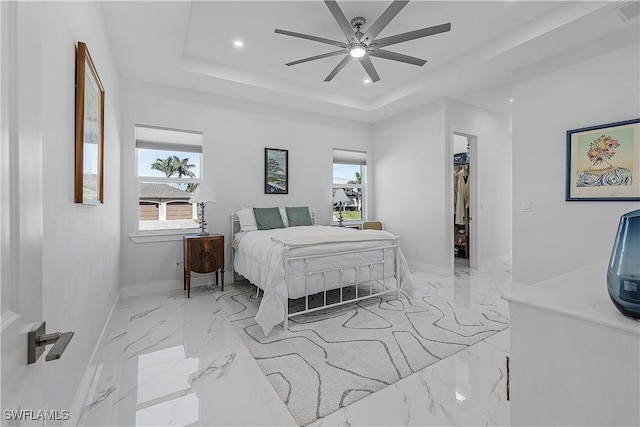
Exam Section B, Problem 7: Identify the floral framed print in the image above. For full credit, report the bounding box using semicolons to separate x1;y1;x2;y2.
75;41;105;204
566;118;640;201
265;148;288;194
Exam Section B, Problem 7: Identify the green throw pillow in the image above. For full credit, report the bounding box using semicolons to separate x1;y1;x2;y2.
253;207;285;230
286;206;312;227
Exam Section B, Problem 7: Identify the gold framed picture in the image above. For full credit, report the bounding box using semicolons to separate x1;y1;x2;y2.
75;41;105;204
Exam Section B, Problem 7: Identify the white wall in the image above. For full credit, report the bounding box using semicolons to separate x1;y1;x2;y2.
512;42;640;285
446;99;512;263
373;100;512;275
120;80;373;295
37;1;122;416
373;102;449;273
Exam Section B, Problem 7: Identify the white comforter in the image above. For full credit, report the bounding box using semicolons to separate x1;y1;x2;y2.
233;225;416;335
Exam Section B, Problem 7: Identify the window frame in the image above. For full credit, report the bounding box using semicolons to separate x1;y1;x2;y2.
134;125;203;236
332;149;367;226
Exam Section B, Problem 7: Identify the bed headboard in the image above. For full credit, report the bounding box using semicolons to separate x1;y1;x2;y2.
229;209;316;280
230;209;317;240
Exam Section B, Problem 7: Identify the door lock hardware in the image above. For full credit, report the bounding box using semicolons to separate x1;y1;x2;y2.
28;321;74;364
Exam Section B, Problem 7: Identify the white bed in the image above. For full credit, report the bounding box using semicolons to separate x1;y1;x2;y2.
231;214;415;335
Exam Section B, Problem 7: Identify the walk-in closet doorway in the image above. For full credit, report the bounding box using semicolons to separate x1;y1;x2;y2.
451;132;478;270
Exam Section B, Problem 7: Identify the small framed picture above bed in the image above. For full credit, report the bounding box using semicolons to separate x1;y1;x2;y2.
265;148;288;194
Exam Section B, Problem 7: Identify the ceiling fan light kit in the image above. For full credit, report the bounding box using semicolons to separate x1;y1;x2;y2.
275;0;451;83
349;45;367;58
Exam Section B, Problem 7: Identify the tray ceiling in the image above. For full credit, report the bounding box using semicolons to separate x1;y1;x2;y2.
101;1;638;122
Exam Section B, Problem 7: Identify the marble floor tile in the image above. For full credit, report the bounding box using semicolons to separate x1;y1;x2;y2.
78;304;133;426
411;258;512;325
312;379;447;427
313;329;511;427
80;286;295;427
80;260;515;426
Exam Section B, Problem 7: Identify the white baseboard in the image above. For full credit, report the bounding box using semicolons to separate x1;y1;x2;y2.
408;260;454;277
122;279;181;298
477;254;512;269
122;273;227;298
65;288;122;427
407;255;511;278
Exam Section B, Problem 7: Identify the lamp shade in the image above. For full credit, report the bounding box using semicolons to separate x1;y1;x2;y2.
333;188;349;204
189;185;217;204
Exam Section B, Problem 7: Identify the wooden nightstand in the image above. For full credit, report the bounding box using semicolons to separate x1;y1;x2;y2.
183;234;224;298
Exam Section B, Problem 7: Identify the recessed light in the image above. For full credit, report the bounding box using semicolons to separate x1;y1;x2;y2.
363;79;371;84
233;40;244;48
509;98;514;103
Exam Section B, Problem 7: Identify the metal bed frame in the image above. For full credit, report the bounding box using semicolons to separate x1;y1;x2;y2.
230;212;401;330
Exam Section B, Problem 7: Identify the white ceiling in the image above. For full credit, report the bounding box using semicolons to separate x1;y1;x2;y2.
101;1;639;123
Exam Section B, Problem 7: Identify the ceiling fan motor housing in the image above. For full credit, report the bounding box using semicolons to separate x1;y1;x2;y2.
350;16;366;30
350;16;366;41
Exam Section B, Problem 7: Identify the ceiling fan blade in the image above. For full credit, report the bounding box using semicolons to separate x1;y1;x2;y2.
285;50;347;66
359;56;380;82
275;29;349;48
372;23;451;49
369;49;426;66
324;54;352;82
362;1;409;42
324;0;357;42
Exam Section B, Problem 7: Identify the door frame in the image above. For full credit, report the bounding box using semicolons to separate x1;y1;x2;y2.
448;127;479;270
1;0;47;420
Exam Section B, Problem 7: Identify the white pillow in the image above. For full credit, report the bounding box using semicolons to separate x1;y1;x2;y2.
279;207;289;227
236;208;257;232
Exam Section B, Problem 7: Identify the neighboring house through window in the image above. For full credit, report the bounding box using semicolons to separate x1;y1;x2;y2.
332;149;366;224
135;125;203;232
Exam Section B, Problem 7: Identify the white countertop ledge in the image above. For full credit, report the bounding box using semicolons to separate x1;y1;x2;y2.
504;259;640;336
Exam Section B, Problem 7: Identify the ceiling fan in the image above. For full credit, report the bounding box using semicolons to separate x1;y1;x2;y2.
274;0;451;83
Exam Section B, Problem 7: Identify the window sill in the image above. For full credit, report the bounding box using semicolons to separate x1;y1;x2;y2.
331;221;363;229
129;229;200;244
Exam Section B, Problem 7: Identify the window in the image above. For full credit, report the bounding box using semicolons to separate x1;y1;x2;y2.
332;149;366;224
135;125;203;232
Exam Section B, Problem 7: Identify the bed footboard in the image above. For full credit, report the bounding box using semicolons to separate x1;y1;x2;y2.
282;241;401;330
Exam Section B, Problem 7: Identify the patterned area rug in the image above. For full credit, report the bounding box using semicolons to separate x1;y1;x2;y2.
216;281;508;426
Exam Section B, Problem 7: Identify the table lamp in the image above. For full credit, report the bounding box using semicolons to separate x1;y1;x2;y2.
189;185;217;235
333;188;349;226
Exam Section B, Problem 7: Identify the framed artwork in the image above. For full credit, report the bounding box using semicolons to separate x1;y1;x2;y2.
566;118;640;201
265;148;288;194
75;41;105;204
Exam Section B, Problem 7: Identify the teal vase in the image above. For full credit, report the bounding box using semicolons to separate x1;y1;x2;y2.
607;209;640;319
